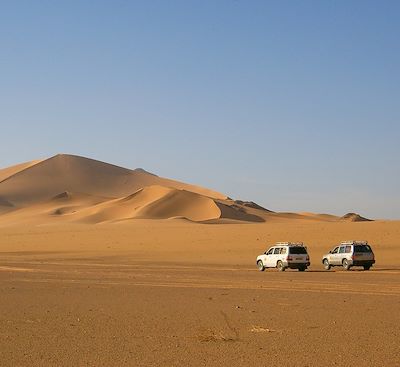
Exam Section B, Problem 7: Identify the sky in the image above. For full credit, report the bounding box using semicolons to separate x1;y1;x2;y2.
0;0;399;218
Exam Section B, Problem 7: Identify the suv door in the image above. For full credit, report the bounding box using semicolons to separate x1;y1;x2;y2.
329;246;340;265
272;247;282;267
337;246;347;264
265;247;275;267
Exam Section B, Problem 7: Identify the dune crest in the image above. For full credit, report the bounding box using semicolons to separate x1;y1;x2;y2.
0;159;42;183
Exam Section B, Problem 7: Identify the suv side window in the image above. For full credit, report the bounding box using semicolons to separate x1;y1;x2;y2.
345;245;351;253
339;246;346;253
266;248;274;255
274;248;281;255
280;247;287;254
332;247;339;254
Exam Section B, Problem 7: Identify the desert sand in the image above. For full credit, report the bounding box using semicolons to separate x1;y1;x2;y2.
0;155;399;366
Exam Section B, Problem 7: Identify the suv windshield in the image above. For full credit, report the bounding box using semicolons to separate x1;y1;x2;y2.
289;247;307;254
354;245;372;253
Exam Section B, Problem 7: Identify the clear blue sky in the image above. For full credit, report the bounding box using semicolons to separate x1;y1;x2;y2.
1;1;399;218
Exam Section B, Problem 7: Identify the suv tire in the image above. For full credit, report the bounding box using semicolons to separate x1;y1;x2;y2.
323;259;331;270
363;265;371;271
342;259;351;271
257;260;265;272
277;261;285;272
298;266;306;272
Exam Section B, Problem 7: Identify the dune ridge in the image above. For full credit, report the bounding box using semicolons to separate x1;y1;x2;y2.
0;159;42;183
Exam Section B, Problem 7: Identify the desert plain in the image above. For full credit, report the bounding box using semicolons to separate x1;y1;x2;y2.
0;155;399;366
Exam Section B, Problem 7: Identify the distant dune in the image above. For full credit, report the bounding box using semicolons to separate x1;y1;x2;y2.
340;212;372;222
0;154;372;225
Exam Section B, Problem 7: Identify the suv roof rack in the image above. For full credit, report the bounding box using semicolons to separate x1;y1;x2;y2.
341;240;368;245
275;242;305;246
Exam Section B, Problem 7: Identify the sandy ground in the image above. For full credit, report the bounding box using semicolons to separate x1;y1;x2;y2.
0;220;399;366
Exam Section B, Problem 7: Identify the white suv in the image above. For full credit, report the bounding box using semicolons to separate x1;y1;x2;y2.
322;241;375;271
256;242;310;272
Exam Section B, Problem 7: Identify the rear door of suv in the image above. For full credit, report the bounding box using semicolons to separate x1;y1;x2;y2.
288;246;308;263
353;244;374;262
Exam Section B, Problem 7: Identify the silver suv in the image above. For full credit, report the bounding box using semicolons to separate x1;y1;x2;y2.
256;242;310;272
322;241;375;271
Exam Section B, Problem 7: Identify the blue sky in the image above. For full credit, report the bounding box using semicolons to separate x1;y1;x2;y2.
0;1;399;218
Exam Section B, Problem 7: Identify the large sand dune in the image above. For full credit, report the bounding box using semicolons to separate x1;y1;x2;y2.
0;154;232;224
0;154;226;205
0;154;371;225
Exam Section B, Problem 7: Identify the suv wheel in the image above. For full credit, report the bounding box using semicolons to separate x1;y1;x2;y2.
342;259;351;271
323;259;331;270
363;265;371;271
257;260;265;272
277;261;285;272
298;266;306;272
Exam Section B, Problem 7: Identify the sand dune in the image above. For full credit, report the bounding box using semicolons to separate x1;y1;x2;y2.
0;154;258;224
0;154;226;208
60;186;222;223
135;187;221;221
0;186;264;224
0;154;373;225
341;212;372;222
